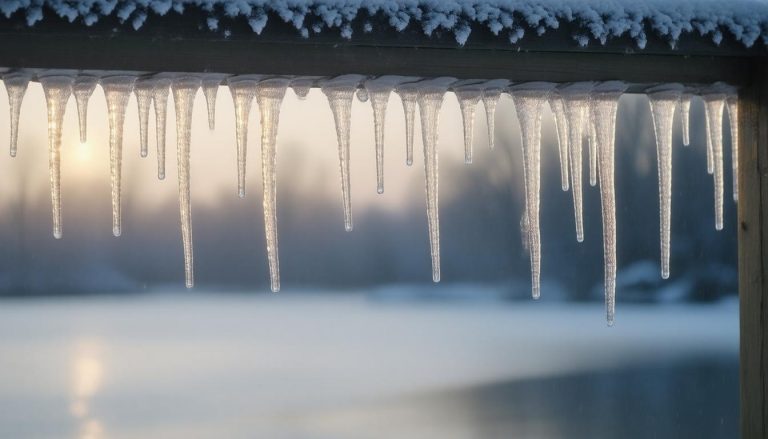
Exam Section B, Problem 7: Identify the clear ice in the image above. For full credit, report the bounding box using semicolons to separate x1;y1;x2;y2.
680;92;693;146
101;75;137;237
73;75;98;143
452;80;484;164
548;92;570;191
647;83;683;279
394;81;420;166
356;87;369;103
702;89;727;231
227;75;261;198
39;74;74;239
365;76;409;193
587;116;598;187
202;74;227;130
511;82;556;299
256;78;291;292
726;90;739;202
152;76;172;180
3;72;31;157
134;77;156;158
290;77;319;100
171;76;201;289
322;75;365;231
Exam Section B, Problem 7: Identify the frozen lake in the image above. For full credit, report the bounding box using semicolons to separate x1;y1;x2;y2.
0;291;739;439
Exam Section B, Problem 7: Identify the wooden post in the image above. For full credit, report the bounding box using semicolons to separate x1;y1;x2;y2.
739;59;768;438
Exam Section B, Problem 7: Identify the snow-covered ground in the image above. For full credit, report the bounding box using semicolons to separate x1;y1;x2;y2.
0;291;738;438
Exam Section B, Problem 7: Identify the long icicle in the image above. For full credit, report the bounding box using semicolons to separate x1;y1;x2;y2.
4;72;31;157
255;78;290;292
152;76;172;180
592;81;628;325
227;75;261;198
73;75;98;143
560;82;595;242
202;74;227;130
453;80;483;165
394;81;420;166
417;77;457;282
511;82;555;299
702;89;727;231
647;83;683;279
481;79;509;151
322;75;365;231
39;74;74;239
171;76;201;289
680;92;693;146
549;92;570;190
101;75;137;237
134;77;156;158
365;76;409;193
726;89;739;202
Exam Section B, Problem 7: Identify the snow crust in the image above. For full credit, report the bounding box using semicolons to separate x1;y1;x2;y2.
2;1;767;49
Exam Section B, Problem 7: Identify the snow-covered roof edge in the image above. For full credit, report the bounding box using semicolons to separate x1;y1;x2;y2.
2;1;768;50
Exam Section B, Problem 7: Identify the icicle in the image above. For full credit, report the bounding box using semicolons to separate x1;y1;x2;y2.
647;83;684;279
202;74;227;130
705;111;714;175
680;92;693;146
227;75;261;198
365;76;412;193
356;87;369;103
321;74;365;231
511;82;556;299
726;89;739;202
702;88;727;231
73;75;98;143
39;74;74;239
417;77;457;282
152;76;172;180
290;76;320;100
134;77;156;158
101;75;137;237
480;80;510;151
394;81;420;166
591;81;628;326
255;78;290;293
3;72;31;157
171;76;201;289
452;80;484;164
587;116;598;187
548;92;570;190
560;82;595;243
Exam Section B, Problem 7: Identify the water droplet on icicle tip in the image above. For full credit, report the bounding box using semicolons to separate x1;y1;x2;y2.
255;78;291;293
591;81;628;325
452;80;484;165
101;75;137;238
152;75;172;180
39;73;74;240
702;84;729;231
321;74;365;231
725;88;739;202
134;77;157;158
364;76;415;194
290;76;321;100
202;74;227;130
416;77;457;283
227;75;262;198
647;83;684;280
356;87;369;103
394;80;421;166
480;79;509;151
680;92;693;147
548;91;570;191
3;71;31;157
171;76;201;289
559;82;596;243
73;75;99;143
511;82;556;299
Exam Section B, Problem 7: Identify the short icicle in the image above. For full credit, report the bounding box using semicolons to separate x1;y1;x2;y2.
152;75;172;180
134;77;156;158
647;83;684;279
290;77;320;100
726;89;739;202
452;80;484;164
587;116;598;187
702;85;727;231
227;75;261;198
73;75;98;143
591;81;628;326
322;74;366;231
39;74;74;239
255;78;291;292
364;76;412;193
356;87;369;103
480;80;510;151
171;76;201;289
3;72;31;157
548;91;570;190
511;82;556;299
680;92;693;146
416;77;457;282
202;74;227;130
394;80;420;166
101;75;137;237
560;82;596;242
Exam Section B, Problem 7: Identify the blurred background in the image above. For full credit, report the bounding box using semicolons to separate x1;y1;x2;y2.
0;81;738;438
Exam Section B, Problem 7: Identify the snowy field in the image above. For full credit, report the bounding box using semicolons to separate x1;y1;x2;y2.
0;290;738;439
